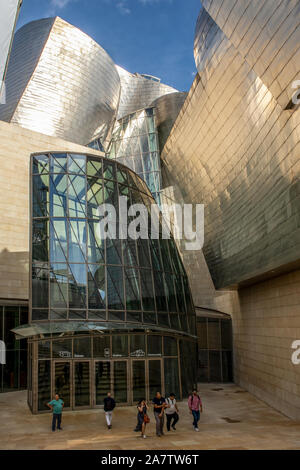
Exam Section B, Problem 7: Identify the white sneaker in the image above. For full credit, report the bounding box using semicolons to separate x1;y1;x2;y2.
195;427;199;432
143;435;147;439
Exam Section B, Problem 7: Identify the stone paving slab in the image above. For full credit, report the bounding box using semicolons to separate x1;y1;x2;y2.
1;384;300;450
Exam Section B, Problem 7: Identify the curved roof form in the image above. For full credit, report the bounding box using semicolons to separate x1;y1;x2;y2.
116;65;178;120
0;17;121;145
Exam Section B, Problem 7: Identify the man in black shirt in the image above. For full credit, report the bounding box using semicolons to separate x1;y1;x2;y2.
103;392;116;429
152;391;166;437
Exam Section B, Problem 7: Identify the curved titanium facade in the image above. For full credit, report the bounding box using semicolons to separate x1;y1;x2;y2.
160;6;300;290
201;0;300;108
107;107;162;205
28;152;197;411
116;65;177;120
0;17;121;145
151;92;187;153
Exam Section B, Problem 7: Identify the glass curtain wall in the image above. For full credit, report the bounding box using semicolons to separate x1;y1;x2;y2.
197;316;233;382
106;108;162;206
31;153;196;337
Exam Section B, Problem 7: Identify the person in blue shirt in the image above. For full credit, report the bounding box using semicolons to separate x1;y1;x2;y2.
47;393;64;432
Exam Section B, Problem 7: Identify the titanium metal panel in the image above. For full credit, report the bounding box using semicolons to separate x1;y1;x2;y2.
0;0;22;98
161;6;300;289
116;65;177;120
0;17;121;145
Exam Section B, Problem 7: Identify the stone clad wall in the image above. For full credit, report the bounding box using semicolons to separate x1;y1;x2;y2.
233;270;300;420
0;120;102;301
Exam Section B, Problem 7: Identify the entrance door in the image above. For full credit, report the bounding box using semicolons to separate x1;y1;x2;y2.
54;361;71;408
132;359;146;403
113;360;129;405
95;361;111;406
74;361;90;408
148;359;163;401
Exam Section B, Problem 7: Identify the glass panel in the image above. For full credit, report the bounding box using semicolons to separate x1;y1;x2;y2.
38;341;51;358
88;310;106;321
33;154;49;174
132;360;146;403
68;154;86;174
69;264;87;309
198;350;209;382
113;361;127;403
68;175;86;218
32;264;49;308
208;319;221;350
38;360;51;411
74;337;91;358
20;349;27;389
50;219;67;262
106;239;122;265
50;263;68;309
148;360;161;400
209;351;222;382
112;335;128;357
54;362;70;407
88;264;106;310
130;335;145;357
164;358;180;398
33;174;49;217
147;335;162;356
2;350;19;391
124;267;141;311
153;272;167;312
52;339;72;359
221;320;232;350
95;361;111;405
50;153;67;173
87;158;102;178
4;306;19;350
197;318;208;349
32;219;49;262
74;362;90;407
32;309;48;321
69;219;87;263
50;174;67;217
180;340;197;398
139;269;155;311
222;351;233;382
87;178;103;219
137;238;151;268
164;336;177;356
50;309;68;320
93;336;110;358
107;266;124;310
87;220;105;263
165;274;177;312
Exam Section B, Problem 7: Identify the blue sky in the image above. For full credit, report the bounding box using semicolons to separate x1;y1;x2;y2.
16;0;201;91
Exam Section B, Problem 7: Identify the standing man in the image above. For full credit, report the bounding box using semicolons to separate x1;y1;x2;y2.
152;391;166;437
165;392;179;431
47;393;64;432
188;389;203;431
103;392;116;430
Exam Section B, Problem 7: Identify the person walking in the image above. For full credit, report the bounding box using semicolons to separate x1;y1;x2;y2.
47;393;64;432
152;391;166;437
103;392;116;430
137;399;149;439
165;392;179;431
188;389;203;431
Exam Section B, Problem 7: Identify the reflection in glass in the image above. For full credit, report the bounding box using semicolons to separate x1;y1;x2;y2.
164;358;180;398
38;360;51;411
74;362;90;407
95;361;111;405
113;361;127;403
148;360;161;399
55;362;70;407
132;360;145;403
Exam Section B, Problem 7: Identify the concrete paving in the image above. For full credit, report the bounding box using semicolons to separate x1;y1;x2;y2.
0;384;300;450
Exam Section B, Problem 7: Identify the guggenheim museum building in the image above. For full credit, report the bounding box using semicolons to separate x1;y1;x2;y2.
0;0;300;420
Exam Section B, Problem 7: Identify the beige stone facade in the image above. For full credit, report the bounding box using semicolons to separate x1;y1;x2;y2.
0;120;102;302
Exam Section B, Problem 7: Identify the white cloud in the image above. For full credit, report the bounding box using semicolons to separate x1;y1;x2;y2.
116;1;131;15
48;0;77;15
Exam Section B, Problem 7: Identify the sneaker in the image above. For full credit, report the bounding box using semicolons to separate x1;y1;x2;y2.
195;427;199;432
143;435;147;439
58;428;63;431
172;426;176;431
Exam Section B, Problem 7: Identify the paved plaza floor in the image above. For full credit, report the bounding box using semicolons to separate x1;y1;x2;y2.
0;384;300;450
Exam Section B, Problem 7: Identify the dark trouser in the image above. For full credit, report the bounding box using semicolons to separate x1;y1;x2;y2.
52;413;62;431
154;412;164;436
166;412;179;431
192;410;200;428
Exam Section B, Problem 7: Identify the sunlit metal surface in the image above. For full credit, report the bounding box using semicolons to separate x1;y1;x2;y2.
151;92;187;153
116;65;177;120
201;0;300;108
0;17;121;145
161;5;300;290
0;0;22;96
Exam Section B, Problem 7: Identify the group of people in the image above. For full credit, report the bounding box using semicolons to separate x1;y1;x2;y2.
47;389;203;437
